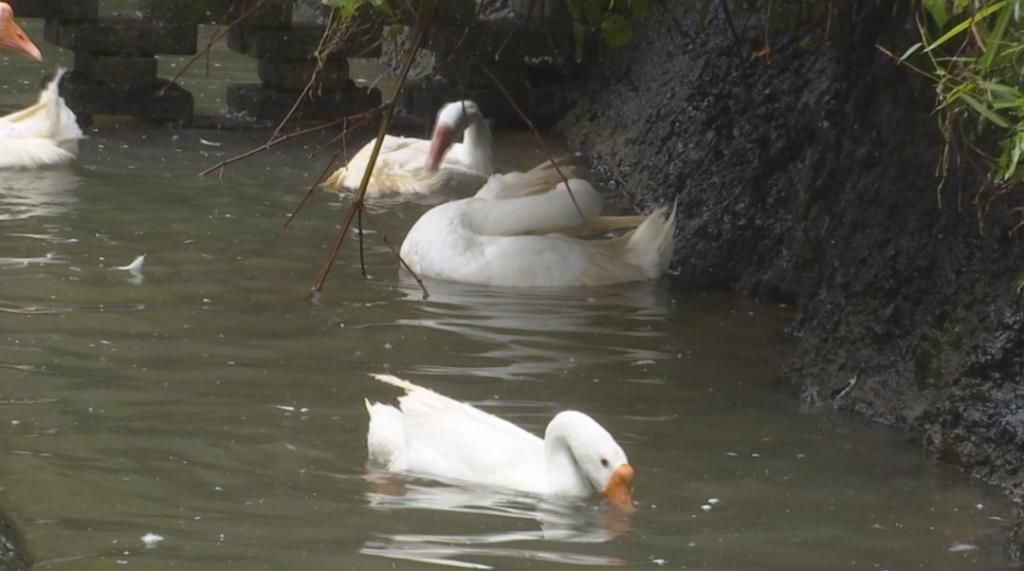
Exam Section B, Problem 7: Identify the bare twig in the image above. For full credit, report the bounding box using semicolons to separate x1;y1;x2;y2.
198;118;350;176
283;147;344;229
159;0;268;96
311;0;437;296
309;108;380;158
357;207;367;278
361;208;429;299
265;10;343;144
476;63;586;222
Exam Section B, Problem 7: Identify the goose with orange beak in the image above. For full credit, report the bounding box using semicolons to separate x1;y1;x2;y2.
0;3;42;61
365;374;636;510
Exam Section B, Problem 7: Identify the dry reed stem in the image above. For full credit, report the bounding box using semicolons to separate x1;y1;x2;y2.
310;0;436;298
159;0;268;96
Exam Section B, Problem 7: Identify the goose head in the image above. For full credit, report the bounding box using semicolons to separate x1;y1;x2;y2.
544;411;634;510
425;100;483;171
0;3;41;61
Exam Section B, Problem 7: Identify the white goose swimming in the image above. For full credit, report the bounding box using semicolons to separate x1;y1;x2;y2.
0;4;82;169
324;100;493;196
365;374;635;509
0;69;83;169
399;175;677;287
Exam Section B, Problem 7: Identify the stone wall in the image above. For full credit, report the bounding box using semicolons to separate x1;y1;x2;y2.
562;0;1024;554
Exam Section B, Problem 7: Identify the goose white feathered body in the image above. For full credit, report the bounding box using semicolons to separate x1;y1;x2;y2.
0;70;82;169
324;100;492;196
399;176;677;288
365;374;634;506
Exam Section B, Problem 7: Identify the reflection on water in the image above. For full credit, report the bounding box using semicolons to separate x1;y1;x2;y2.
0;123;1012;570
0;32;1017;571
0;168;80;222
394;279;673;381
362;470;627;568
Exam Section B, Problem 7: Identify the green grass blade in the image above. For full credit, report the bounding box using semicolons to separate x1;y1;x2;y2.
924;0;1007;53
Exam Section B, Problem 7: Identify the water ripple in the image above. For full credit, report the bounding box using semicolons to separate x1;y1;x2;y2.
361;472;631;569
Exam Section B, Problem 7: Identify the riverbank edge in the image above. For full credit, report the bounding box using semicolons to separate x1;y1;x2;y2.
561;1;1024;557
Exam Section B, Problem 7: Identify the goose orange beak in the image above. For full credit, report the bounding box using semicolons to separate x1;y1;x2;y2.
425;122;455;171
0;6;41;62
602;463;635;511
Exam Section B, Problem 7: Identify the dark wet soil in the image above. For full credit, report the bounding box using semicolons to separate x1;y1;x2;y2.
561;0;1024;555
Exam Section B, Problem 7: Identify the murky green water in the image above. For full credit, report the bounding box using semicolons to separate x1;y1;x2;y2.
0;16;1018;571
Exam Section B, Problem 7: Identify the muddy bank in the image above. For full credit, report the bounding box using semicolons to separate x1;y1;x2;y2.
562;0;1024;552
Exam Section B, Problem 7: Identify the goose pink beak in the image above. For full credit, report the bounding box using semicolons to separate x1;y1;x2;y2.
425;122;455;172
602;463;635;511
0;5;42;62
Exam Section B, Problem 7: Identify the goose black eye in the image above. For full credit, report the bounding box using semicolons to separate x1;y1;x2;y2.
600;458;609;468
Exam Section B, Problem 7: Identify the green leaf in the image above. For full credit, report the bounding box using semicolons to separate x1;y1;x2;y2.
584;0;603;26
600;13;633;48
960;92;1012;128
924;0;1007;52
922;0;949;28
898;42;923;63
573;21;587;62
1006;131;1024;180
978;2;1011;69
977;80;1023;99
629;0;650;17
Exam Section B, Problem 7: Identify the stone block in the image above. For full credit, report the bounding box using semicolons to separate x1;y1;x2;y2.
138;0;292;27
60;73;194;123
8;0;97;21
226;82;380;121
228;23;380;61
73;52;158;88
258;59;349;91
44;18;198;56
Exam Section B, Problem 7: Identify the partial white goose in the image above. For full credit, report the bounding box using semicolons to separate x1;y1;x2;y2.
365;373;635;509
0;69;83;169
399;177;677;287
324;100;493;196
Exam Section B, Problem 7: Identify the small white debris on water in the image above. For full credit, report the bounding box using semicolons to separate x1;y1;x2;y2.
707;498;720;505
975;503;984;510
751;453;761;458
700;504;712;512
631;359;656;366
725;452;738;457
199;138;222;147
651;558;667;566
948;542;979;552
113;254;146;275
383;342;392;350
140;532;164;548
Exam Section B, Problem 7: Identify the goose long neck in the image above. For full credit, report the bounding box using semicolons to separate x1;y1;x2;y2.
464;181;601;236
544;419;590;496
461;117;493;174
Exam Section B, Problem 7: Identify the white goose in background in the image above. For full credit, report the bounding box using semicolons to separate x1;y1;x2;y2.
365;374;635;509
399;173;677;287
324;100;494;196
0;69;83;169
